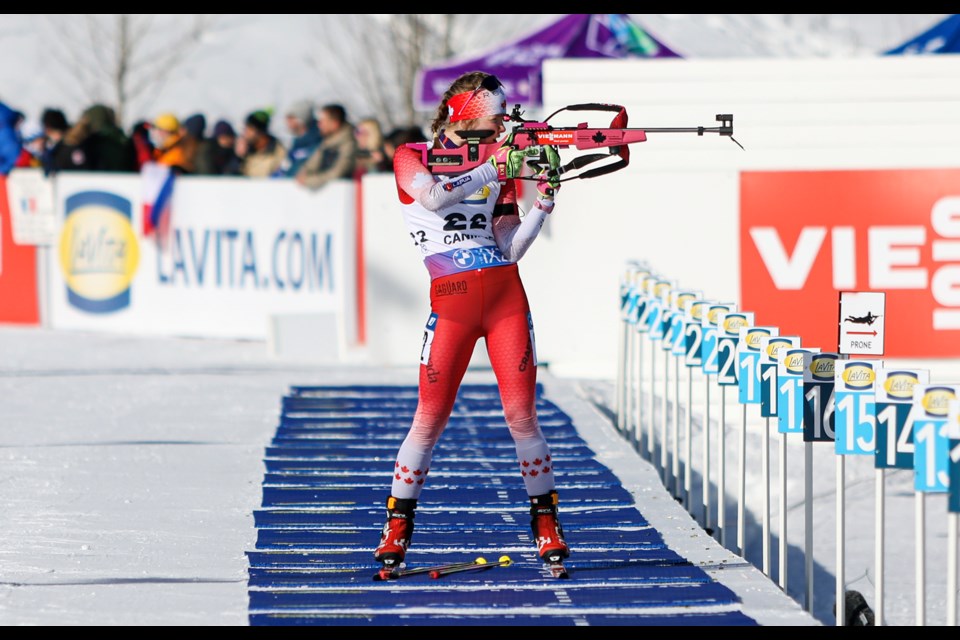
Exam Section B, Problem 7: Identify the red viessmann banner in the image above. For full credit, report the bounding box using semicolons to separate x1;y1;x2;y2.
0;176;40;325
741;169;960;358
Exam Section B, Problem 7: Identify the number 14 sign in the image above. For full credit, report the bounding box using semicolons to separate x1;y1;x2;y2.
948;400;960;513
874;369;929;470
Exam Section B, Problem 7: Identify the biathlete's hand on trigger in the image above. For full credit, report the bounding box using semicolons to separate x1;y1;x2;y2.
488;143;527;181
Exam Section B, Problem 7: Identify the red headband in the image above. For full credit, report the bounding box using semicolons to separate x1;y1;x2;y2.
447;84;507;123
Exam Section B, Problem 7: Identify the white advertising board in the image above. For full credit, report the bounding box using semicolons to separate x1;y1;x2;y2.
46;173;355;342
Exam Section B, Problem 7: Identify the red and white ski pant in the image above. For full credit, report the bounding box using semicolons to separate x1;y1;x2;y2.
389;263;555;500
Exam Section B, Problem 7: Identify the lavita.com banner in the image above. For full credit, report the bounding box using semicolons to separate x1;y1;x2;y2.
740;168;960;357
46;173;355;341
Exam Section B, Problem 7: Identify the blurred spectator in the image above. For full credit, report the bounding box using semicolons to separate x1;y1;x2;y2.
274;99;321;178
14;122;44;169
383;125;428;168
40;108;69;175
237;109;286;178
183;113;206;141
54;104;136;172
85;104;136;171
54;113;92;171
0;101;24;176
209;119;241;175
151;112;196;174
295;103;357;190
129;120;154;170
182;113;216;175
352;117;387;179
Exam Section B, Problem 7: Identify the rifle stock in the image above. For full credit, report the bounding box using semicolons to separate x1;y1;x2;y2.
407;104;738;181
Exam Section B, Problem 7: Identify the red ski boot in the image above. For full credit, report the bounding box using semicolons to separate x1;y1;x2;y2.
373;496;416;570
529;490;569;564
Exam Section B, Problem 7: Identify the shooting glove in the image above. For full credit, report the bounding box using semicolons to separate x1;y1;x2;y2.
488;143;527;181
542;144;561;178
535;168;560;205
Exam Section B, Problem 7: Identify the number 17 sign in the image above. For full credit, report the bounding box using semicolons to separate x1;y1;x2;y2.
760;336;800;419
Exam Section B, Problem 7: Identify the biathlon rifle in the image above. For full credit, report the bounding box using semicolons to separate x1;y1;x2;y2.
414;103;743;183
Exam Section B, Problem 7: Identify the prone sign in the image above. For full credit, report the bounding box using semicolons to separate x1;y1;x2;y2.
838;291;885;356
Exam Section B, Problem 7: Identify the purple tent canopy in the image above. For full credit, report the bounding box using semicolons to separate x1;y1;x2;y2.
415;14;681;111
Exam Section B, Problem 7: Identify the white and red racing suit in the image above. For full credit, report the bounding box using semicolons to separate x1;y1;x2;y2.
387;134;557;500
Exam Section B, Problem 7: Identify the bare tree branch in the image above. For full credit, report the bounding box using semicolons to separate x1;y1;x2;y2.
306;14;548;131
44;14;218;127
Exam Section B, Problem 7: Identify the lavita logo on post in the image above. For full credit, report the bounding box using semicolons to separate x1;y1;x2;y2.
59;191;140;313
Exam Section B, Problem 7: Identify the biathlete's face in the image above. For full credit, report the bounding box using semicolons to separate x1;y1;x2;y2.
463;115;505;144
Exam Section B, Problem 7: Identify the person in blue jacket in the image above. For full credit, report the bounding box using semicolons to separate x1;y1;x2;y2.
273;99;322;178
0;101;24;176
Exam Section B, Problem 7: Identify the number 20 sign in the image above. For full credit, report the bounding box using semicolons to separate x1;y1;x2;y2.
716;311;753;387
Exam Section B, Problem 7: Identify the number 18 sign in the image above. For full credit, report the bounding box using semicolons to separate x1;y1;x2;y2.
738;326;778;405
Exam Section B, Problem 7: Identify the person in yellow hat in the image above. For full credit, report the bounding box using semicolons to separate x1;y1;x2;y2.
151;112;196;174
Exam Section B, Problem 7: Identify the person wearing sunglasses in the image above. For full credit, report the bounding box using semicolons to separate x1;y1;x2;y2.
374;71;567;572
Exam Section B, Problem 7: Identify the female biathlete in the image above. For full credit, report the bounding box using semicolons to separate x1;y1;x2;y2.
374;71;569;571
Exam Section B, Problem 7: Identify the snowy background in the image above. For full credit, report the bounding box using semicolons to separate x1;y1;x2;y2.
579;349;960;627
2;13;959;626
0;325;815;626
0;14;949;135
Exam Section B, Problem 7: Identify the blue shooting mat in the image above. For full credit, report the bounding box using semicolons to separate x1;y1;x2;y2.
248;384;757;626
